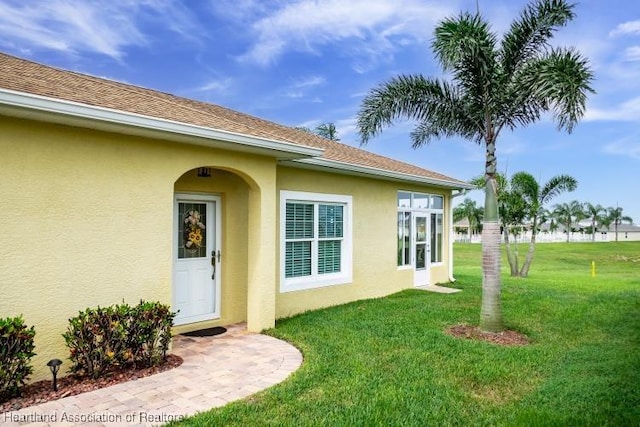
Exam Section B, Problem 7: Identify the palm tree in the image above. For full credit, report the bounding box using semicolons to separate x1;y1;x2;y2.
474;172;577;276
511;172;577;275
453;198;483;242
537;208;555;233
599;213;613;240
356;0;593;332
471;173;526;276
583;203;606;242
315;123;340;141
607;206;633;242
553;200;585;242
294;123;340;141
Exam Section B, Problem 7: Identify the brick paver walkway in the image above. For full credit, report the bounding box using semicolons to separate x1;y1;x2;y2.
2;323;302;426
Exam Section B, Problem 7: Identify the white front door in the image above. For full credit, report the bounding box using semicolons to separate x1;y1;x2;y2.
173;194;221;325
413;213;430;286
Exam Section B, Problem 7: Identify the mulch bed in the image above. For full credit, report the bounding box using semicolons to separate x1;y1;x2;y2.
0;354;183;414
446;324;530;346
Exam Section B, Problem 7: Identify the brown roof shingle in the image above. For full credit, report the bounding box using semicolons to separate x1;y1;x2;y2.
0;52;468;187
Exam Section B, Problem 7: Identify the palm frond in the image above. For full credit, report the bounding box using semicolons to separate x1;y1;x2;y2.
547;48;595;132
502;47;594;132
510;171;539;201
432;13;499;114
528;48;595;132
540;174;578;203
357;75;476;145
501;0;575;77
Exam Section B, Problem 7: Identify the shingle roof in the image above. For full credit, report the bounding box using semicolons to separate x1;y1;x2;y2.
0;52;468;187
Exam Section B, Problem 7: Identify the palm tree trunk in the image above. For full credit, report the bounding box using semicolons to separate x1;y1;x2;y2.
520;217;538;277
615;222;619;242
504;229;518;276
480;166;502;332
591;218;596;242
513;233;519;272
482;219;502;332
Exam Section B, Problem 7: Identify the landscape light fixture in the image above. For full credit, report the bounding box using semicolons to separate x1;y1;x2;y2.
47;359;62;391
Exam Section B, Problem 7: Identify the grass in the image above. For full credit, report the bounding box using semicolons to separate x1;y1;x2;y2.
174;242;640;426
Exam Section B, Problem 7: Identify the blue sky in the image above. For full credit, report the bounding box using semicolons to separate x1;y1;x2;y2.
1;0;638;222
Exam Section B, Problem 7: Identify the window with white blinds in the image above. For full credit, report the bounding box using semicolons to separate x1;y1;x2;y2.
280;191;352;292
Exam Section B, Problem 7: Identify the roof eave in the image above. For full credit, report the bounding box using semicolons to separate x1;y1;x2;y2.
281;157;475;190
0;88;324;160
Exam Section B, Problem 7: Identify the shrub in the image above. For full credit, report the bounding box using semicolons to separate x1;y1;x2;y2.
63;301;176;378
128;301;175;367
63;305;129;378
0;316;36;401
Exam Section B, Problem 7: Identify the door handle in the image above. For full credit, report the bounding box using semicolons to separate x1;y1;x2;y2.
211;250;216;280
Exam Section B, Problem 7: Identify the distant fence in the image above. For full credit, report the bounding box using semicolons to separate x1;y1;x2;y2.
454;231;611;244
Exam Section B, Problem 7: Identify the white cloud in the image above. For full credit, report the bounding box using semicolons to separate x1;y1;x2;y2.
334;117;359;142
291;75;326;89
282;75;326;99
146;0;207;45
208;0;269;24
195;78;233;93
237;0;457;67
603;139;640;160
0;0;204;60
585;96;640;122
624;46;640;61
610;20;640;37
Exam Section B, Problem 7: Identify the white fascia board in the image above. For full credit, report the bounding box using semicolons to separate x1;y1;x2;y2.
0;89;324;159
283;157;475;190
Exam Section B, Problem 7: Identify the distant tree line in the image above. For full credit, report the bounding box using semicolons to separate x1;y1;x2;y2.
454;171;634;277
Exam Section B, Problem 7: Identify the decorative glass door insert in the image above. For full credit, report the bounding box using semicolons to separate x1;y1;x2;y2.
178;203;207;259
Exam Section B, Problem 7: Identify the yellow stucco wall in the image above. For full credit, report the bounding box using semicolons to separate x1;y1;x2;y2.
1;115;454;381
0;117;273;380
275;167;452;318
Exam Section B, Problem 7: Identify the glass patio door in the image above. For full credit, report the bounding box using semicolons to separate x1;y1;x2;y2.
413;213;430;286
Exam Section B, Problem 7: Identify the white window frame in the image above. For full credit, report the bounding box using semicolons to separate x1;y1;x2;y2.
397;191;445;269
280;191;353;293
397;210;412;270
430;212;444;264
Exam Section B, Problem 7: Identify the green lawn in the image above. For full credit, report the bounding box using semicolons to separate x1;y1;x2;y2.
175;242;640;426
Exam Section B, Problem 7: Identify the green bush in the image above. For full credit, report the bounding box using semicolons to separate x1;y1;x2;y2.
63;301;176;378
128;301;175;367
63;305;129;378
0;316;36;401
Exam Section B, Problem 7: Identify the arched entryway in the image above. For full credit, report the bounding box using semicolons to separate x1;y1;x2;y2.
171;164;278;334
172;167;251;329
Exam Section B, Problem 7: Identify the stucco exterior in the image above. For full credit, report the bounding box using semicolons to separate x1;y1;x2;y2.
1;115;457;381
0;117;279;380
0;52;473;383
275;167;452;318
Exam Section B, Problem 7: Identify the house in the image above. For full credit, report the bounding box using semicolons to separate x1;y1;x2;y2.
0;52;472;380
597;223;640;242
